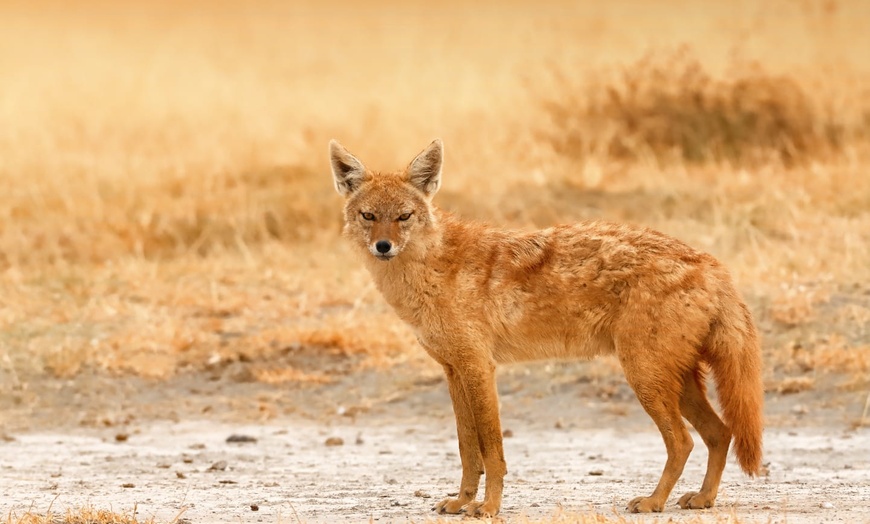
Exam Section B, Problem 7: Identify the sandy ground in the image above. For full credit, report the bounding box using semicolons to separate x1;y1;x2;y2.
2;421;868;524
2;366;869;524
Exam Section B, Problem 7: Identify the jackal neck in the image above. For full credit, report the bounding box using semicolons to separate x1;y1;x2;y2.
361;208;457;325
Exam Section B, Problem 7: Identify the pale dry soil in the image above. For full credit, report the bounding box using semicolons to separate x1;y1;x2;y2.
1;358;868;524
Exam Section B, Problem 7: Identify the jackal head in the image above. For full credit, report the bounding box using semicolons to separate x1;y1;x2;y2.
329;139;442;261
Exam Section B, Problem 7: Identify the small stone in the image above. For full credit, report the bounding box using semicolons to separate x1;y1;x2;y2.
820;501;834;509
355;433;364;445
226;434;257;444
250;504;259;511
121;483;135;488
554;419;565;429
502;429;514;438
588;469;604;476
414;490;431;498
325;437;344;447
115;434;129;442
208;460;228;471
189;443;206;450
176;471;187;479
791;404;809;415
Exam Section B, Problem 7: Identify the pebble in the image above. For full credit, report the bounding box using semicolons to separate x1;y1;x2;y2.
792;404;809;415
208;460;228;471
226;434;257;444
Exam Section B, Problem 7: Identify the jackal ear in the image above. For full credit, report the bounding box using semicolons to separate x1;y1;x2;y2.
407;139;443;197
329;140;367;196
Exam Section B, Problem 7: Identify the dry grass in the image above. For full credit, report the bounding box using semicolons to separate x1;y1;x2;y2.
1;0;869;385
541;47;868;165
4;505;156;524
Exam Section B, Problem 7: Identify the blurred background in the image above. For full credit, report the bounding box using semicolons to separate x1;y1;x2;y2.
1;0;869;427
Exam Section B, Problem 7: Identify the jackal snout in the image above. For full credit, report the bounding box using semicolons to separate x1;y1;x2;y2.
372;239;395;260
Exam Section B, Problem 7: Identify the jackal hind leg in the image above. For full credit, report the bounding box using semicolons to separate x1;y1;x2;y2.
677;368;732;510
619;344;695;513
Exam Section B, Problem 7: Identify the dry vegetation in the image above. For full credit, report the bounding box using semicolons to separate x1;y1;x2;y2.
4;504;158;524
1;0;869;394
542;47;868;165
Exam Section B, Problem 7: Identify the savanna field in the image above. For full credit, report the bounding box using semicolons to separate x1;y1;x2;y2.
1;1;870;523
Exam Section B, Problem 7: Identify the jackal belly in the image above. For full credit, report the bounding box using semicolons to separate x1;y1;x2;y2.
491;324;615;363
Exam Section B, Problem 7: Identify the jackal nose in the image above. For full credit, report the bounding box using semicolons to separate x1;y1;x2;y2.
375;240;392;254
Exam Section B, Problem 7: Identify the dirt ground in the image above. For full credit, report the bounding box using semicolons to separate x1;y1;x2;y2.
2;359;868;524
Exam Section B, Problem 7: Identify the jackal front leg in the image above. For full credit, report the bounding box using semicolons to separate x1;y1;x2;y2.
433;363;484;514
456;360;505;518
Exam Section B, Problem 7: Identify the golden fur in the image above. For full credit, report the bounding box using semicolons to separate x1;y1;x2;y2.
329;139;764;517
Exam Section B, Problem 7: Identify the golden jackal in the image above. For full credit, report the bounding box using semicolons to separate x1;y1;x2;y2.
329;139;764;517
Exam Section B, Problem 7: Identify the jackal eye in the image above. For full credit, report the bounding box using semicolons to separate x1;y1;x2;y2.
398;212;412;221
360;212;375;221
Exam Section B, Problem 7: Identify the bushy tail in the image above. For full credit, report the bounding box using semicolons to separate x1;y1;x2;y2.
706;296;764;475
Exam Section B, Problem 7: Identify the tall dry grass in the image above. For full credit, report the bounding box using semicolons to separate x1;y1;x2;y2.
1;0;869;382
542;47;868;165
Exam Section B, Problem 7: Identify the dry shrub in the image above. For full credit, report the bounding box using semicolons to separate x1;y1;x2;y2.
542;48;859;165
812;335;870;374
39;338;92;378
778;334;870;378
776;376;816;394
251;366;332;385
768;281;831;327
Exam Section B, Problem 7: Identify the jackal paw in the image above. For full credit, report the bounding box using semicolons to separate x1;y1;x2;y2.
628;496;664;513
460;500;500;518
433;496;471;514
678;491;715;509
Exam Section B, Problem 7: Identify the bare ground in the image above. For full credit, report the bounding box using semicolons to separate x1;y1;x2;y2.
1;358;868;524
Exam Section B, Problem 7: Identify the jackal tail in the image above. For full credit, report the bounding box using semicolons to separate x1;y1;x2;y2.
706;297;764;475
